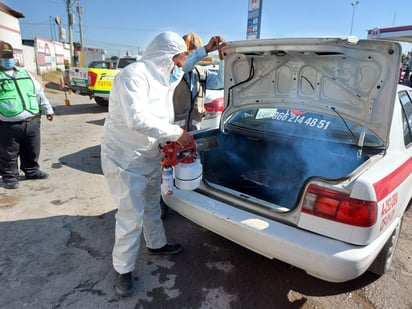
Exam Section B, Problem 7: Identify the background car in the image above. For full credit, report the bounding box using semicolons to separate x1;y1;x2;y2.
63;60;118;94
116;56;139;69
87;60;117;69
87;56;139;107
200;88;224;129
199;64;224;130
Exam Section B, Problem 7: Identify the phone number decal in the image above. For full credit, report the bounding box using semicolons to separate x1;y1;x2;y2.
272;111;331;130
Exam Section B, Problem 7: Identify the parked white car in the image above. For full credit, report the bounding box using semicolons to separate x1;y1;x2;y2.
162;37;412;282
200;88;224;129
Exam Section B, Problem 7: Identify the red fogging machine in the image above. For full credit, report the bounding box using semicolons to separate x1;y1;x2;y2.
160;135;198;167
160;135;217;194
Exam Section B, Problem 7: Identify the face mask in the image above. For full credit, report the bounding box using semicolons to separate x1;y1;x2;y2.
0;58;17;70
170;66;184;84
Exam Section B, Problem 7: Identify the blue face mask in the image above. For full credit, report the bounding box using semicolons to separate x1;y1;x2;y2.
0;58;17;70
170;66;184;84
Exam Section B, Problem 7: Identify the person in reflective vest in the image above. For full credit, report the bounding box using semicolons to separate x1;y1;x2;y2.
0;41;54;189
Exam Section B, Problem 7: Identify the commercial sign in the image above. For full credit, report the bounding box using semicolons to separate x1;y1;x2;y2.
35;37;66;74
246;0;263;39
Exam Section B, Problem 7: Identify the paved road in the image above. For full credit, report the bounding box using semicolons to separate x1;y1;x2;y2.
0;87;411;308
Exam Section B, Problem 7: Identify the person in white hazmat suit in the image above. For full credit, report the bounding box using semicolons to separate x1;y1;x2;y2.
100;32;194;297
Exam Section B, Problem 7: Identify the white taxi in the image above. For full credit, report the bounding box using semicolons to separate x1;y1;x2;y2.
162;37;412;282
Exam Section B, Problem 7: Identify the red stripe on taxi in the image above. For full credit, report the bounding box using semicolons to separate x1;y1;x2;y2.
373;157;412;202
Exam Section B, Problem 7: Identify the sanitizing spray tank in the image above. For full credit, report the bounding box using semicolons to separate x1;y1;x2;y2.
160;135;217;194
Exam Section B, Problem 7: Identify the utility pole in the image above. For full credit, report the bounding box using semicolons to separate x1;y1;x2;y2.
77;0;84;48
49;16;55;41
66;0;75;66
350;1;359;36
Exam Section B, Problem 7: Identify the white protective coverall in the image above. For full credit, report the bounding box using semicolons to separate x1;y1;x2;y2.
101;32;187;274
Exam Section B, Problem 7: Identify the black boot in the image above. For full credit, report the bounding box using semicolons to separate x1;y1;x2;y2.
25;171;49;179
4;180;19;189
148;243;183;255
115;271;133;297
3;176;19;189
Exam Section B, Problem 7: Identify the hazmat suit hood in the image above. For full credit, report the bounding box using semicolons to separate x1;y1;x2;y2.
101;31;188;173
140;32;187;85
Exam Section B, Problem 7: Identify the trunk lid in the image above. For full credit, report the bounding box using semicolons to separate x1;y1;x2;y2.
222;37;401;148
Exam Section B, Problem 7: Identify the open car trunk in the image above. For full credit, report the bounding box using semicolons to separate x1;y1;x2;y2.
193;37;401;213
197;128;370;210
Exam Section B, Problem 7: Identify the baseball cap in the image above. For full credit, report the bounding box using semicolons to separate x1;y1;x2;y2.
183;33;203;52
0;41;14;59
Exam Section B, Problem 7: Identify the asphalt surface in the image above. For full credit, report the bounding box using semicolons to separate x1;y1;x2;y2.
0;85;411;309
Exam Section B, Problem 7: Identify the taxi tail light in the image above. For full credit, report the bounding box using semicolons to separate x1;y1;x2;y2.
204;97;224;112
88;72;97;87
302;184;377;227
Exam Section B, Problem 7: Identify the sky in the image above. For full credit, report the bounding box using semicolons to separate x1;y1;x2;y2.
4;0;412;57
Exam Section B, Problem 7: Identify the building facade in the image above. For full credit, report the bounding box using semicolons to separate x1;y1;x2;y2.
0;2;71;75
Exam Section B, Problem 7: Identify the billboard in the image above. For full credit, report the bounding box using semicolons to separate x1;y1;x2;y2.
246;0;263;39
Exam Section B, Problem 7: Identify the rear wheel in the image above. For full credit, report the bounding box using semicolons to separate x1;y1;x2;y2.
95;97;108;107
369;219;402;275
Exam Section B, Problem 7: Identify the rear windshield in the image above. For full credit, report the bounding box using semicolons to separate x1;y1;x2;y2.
88;61;117;69
117;58;137;69
225;108;383;148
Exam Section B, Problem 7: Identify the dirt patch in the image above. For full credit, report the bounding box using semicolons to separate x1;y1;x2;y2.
41;71;63;84
0;193;21;208
27;71;64;91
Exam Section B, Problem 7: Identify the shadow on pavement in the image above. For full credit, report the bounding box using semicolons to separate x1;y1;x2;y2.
54;104;108;116
86;118;105;126
58;145;103;175
44;81;62;91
